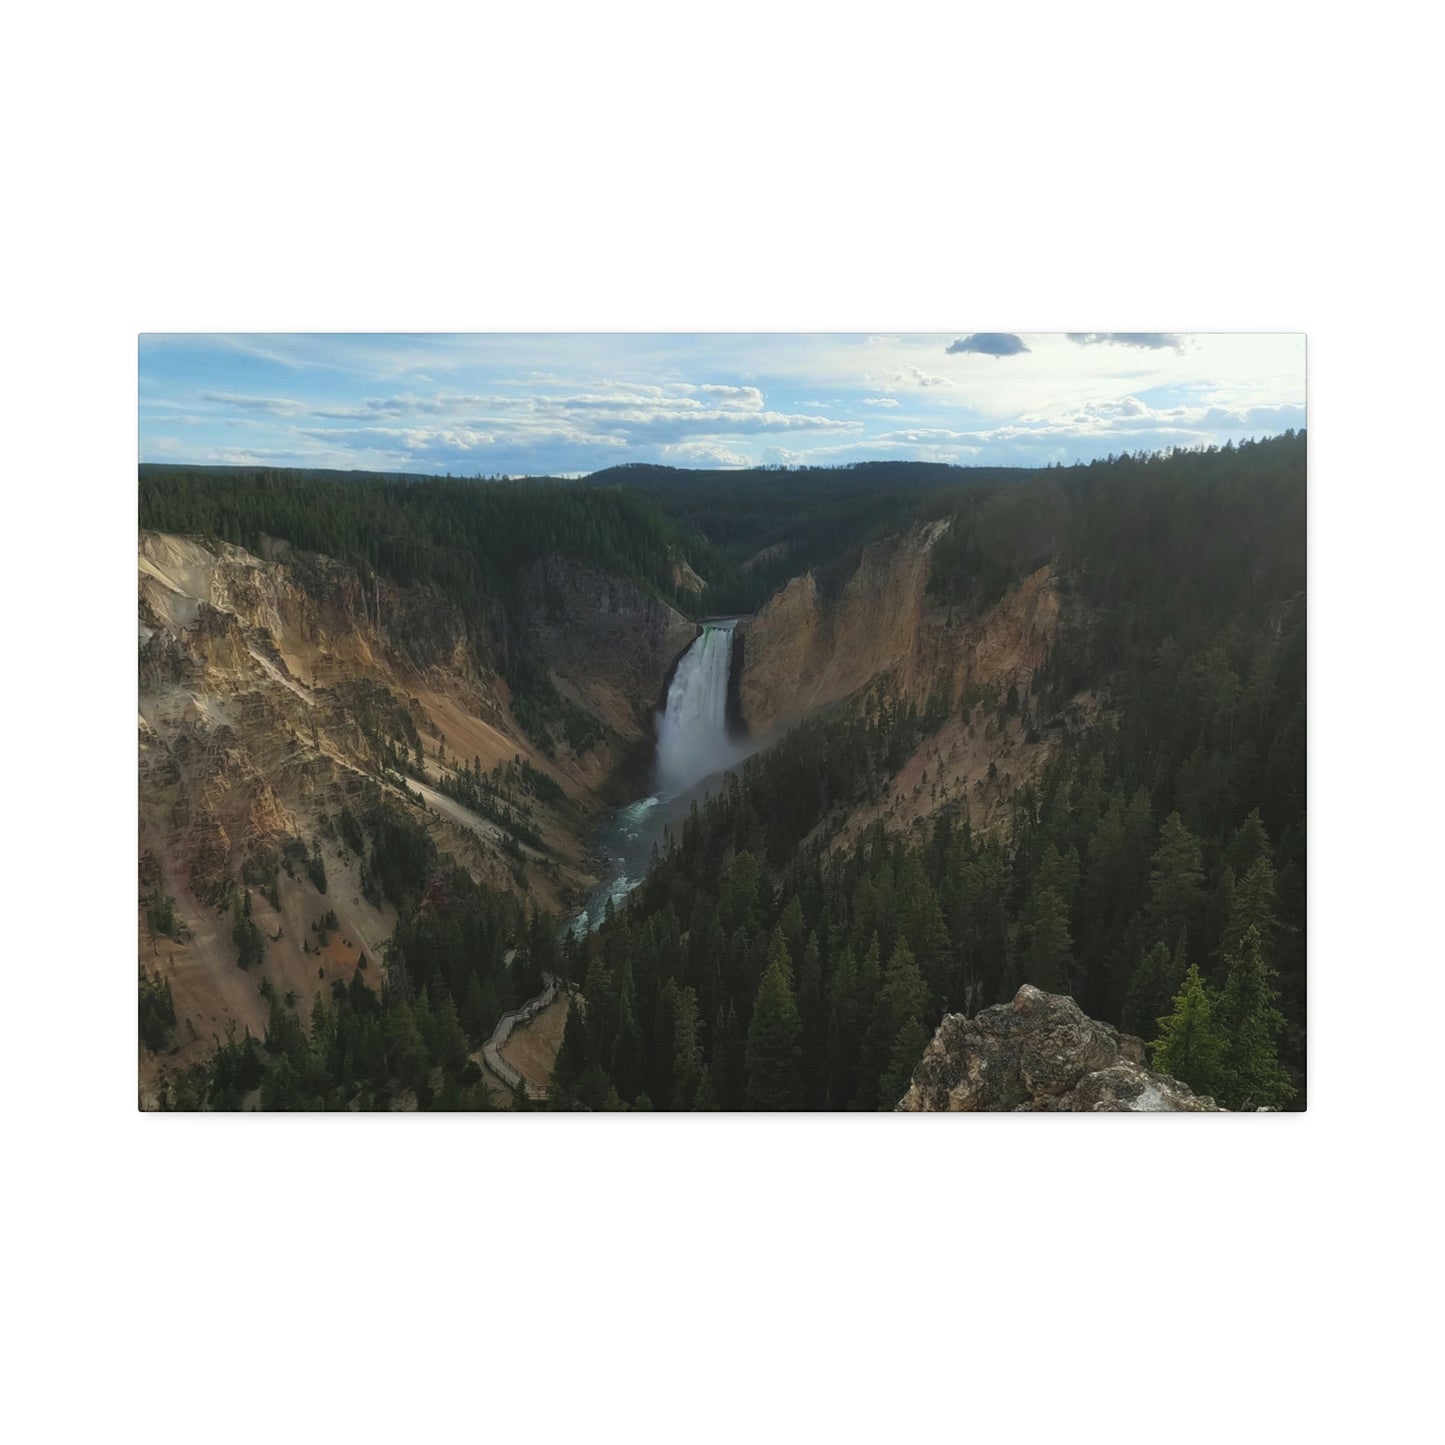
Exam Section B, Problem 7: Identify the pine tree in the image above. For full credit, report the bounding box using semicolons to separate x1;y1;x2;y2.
383;997;425;1086
307;992;336;1094
1224;808;1272;880
610;960;645;1103
1219;856;1278;965
745;947;803;1110
1215;924;1294;1110
692;1062;720;1111
260;1055;304;1111
670;986;703;1112
796;930;824;1107
551;1001;589;1101
1144;812;1205;948
462;970;489;1039
896;854;949;1002
779;895;806;956
1022;887;1074;994
825;936;880;1108
432;988;469;1075
873;939;929;1109
711;1001;743;1109
1150;963;1224;1099
1123;935;1186;1041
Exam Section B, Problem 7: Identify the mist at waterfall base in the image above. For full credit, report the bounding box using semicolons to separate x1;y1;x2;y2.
572;621;755;934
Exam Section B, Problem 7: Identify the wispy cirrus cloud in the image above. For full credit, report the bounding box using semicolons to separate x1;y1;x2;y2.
198;391;314;417
1066;332;1186;352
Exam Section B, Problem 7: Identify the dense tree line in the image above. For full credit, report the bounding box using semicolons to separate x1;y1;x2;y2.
592;459;1025;614
552;760;1299;1112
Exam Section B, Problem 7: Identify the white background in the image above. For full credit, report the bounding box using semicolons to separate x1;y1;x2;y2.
4;3;1441;1442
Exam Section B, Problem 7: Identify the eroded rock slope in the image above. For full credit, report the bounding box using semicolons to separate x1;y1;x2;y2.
138;529;693;1090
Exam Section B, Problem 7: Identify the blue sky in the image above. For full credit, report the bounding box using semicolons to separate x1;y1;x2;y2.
139;333;1305;476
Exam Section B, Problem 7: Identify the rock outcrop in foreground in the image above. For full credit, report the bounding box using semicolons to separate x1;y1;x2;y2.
898;985;1224;1112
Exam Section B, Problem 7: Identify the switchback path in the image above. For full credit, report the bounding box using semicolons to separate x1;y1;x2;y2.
481;969;563;1101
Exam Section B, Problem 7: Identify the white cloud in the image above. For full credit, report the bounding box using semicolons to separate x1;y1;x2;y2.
141;333;1306;474
870;364;954;391
659;442;752;468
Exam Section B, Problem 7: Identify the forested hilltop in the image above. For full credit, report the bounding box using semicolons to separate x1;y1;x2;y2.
143;434;1306;1110
588;459;1029;613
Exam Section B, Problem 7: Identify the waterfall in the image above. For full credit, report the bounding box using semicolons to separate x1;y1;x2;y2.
655;621;746;796
570;619;752;935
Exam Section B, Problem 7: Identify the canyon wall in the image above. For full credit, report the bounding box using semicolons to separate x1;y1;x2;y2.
138;530;694;1094
736;518;1068;840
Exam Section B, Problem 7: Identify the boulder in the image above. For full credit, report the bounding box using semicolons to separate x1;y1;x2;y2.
897;985;1224;1112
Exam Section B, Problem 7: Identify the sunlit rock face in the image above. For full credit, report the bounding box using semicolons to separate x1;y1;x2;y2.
897;986;1225;1112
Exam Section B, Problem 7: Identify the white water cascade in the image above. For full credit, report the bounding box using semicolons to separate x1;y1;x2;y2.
571;619;752;934
655;620;748;796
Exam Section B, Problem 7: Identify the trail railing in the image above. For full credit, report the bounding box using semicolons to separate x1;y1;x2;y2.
481;972;563;1099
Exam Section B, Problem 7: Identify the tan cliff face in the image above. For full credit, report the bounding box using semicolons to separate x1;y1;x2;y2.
738;519;1060;733
138;531;694;1094
736;520;949;733
738;519;1069;841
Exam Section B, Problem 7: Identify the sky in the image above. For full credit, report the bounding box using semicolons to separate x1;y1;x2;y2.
138;333;1306;476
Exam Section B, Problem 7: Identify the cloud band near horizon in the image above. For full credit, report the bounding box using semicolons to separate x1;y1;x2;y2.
139;332;1305;476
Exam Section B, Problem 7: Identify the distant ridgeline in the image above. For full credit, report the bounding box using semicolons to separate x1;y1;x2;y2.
141;437;1305;637
587;439;1303;617
551;433;1307;1112
137;463;690;612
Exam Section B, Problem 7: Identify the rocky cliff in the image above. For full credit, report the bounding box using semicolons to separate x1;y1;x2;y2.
897;986;1225;1112
138;530;695;1094
737;520;950;733
737;519;1069;840
738;518;1060;733
519;553;697;739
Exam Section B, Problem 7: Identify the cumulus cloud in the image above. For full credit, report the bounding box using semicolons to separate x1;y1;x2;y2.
694;383;765;410
861;396;899;407
873;364;953;391
1066;333;1186;352
659;441;752;468
945;333;1030;358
